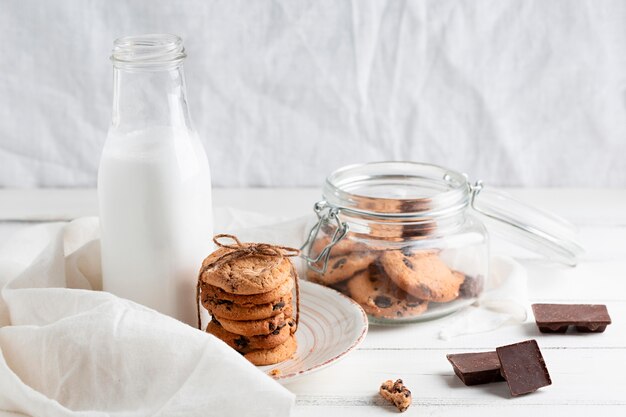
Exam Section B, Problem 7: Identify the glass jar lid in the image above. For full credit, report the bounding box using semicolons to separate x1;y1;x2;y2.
471;184;583;266
321;161;583;266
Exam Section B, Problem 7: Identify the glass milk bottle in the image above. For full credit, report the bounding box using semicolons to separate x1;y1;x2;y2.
98;34;212;325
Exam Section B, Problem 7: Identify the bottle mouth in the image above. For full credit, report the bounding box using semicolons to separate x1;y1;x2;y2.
111;34;186;69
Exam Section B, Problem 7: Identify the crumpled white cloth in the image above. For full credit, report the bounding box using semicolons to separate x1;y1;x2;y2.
0;217;294;417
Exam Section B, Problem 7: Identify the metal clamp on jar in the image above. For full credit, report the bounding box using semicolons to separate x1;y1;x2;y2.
301;162;583;324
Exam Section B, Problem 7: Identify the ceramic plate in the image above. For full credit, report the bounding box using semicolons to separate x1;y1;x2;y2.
258;280;368;382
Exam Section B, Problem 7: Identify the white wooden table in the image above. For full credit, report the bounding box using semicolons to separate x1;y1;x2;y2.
1;188;625;416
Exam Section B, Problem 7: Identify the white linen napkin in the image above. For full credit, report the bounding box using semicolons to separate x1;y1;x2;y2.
0;217;294;417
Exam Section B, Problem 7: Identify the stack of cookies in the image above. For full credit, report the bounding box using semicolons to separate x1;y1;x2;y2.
197;235;299;366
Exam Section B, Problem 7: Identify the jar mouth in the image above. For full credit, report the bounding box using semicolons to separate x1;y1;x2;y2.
111;34;186;69
323;161;470;219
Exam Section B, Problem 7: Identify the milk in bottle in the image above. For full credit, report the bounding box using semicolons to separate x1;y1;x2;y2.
98;34;212;325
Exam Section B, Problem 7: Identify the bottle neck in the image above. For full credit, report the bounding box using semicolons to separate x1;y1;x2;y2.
111;63;193;132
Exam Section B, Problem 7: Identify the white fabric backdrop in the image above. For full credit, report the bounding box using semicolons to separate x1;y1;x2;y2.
1;0;625;188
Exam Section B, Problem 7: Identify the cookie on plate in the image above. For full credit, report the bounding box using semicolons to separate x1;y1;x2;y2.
206;318;293;353
215;310;293;336
347;264;428;319
201;276;294;305
379;249;463;302
244;334;298;366
203;293;292;321
199;245;293;295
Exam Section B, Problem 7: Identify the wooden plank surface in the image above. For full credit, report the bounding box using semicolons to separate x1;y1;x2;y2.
0;188;625;416
286;349;626;404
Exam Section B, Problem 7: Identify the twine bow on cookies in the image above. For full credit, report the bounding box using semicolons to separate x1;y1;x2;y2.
196;234;301;331
203;234;300;272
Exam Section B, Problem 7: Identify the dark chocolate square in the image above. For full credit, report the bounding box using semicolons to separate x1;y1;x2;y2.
532;303;611;333
446;351;505;386
496;339;551;396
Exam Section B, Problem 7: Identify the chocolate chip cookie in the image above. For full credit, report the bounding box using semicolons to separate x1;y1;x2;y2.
244;334;298;366
199;245;293;295
311;234;367;257
347;264;428;319
380;250;463;302
203;294;292;321
215;310;292;336
206;318;292;353
201;276;294;305
314;252;378;285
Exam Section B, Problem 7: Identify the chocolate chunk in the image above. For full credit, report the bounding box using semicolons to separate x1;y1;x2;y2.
531;304;611;333
405;301;423;308
374;295;393;308
401;247;414;257
446;351;505;386
234;336;249;349
332;258;347;269
272;301;286;311
496;339;551;396
418;283;432;299
214;298;234;306
271;324;286;335
402;258;414;270
459;274;484;299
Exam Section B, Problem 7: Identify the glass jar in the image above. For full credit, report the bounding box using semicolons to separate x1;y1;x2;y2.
301;162;582;324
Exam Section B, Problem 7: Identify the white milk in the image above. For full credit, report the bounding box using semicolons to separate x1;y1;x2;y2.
98;126;212;325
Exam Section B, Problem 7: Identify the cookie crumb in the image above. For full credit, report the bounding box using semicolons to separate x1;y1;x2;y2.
379;379;412;412
269;369;281;377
